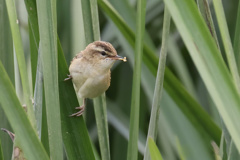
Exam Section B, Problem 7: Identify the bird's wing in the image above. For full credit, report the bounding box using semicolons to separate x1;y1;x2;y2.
69;56;88;92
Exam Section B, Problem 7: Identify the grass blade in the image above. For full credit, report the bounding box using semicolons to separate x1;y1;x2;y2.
29;22;38;89
5;0;36;128
144;7;171;160
92;0;110;159
234;0;240;71
36;0;63;159
227;140;240;159
24;0;96;158
197;0;220;49
33;46;43;138
212;0;240;92
41;92;50;155
211;141;222;160
176;137;186;160
0;61;49;160
148;137;163;160
24;0;40;88
160;92;213;160
0;0;14;83
80;0;95;44
93;94;110;160
163;0;240;152
0;0;14;159
58;39;95;160
127;0;146;159
167;37;196;97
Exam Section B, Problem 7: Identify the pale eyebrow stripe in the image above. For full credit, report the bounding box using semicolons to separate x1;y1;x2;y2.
94;45;111;53
93;46;105;51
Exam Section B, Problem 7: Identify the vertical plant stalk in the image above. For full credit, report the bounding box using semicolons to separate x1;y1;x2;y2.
127;0;146;159
24;0;40;89
81;0;111;159
90;0;101;41
80;0;94;44
93;0;110;159
36;0;63;159
234;1;240;73
5;0;36;129
212;0;240;92
143;7;171;160
29;22;38;89
92;0;110;159
93;94;110;160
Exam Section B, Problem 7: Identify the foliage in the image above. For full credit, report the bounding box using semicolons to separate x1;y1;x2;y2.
0;0;239;159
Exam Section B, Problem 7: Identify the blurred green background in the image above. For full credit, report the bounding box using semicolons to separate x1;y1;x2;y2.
1;0;240;159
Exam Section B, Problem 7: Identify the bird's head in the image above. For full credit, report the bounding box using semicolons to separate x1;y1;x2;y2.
83;41;126;70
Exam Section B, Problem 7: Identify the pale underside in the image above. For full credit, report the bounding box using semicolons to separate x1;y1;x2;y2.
69;55;111;99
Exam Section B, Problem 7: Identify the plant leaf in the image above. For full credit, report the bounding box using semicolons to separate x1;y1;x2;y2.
5;0;36;128
97;0;221;143
212;0;240;92
163;0;240;152
0;61;49;160
81;0;111;159
58;39;96;160
36;0;63;158
0;0;14;158
127;0;146;159
148;137;163;160
144;7;171;160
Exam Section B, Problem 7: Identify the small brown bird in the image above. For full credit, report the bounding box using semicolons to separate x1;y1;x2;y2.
65;41;127;116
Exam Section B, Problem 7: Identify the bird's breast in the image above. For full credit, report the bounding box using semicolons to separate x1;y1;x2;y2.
78;70;111;98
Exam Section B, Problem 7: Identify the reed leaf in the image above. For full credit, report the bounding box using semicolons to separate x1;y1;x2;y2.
36;0;63;158
212;0;240;92
24;0;96;158
98;0;221;143
234;0;240;71
148;137;163;160
127;0;146;159
0;61;49;160
81;0;110;159
5;0;36;128
0;0;14;159
144;7;171;160
164;0;240;152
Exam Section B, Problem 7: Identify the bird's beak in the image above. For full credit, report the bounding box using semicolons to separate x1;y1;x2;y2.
110;55;127;62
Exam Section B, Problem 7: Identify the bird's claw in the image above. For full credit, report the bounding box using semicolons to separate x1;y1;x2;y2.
64;75;72;81
69;105;85;117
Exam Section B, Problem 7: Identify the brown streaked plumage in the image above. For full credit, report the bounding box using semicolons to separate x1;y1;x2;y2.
65;41;126;116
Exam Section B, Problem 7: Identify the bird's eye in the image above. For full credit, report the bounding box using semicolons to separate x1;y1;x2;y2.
101;51;107;56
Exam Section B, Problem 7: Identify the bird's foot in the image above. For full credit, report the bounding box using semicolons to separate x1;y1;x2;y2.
64;75;72;81
69;105;85;117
